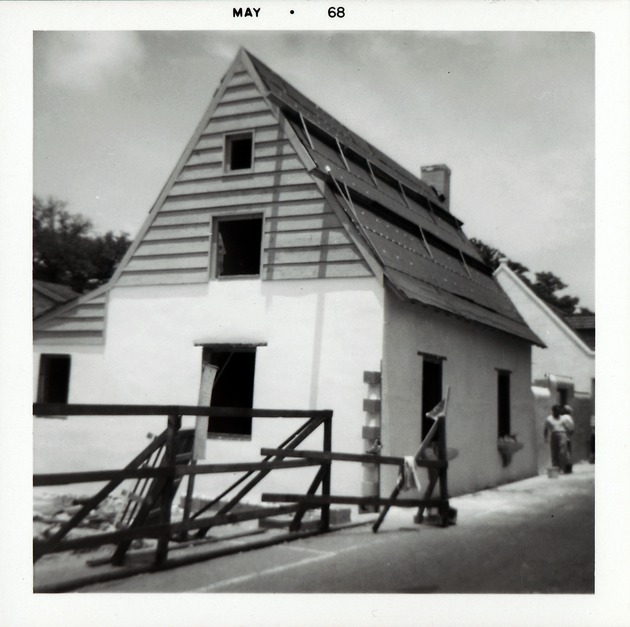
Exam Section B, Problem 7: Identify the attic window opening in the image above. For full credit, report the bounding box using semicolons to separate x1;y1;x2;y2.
214;216;263;278
225;132;254;172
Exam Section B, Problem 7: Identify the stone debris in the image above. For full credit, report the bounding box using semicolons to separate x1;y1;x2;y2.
33;493;129;551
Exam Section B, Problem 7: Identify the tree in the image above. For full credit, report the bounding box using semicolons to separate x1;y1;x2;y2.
470;237;592;316
33;196;132;293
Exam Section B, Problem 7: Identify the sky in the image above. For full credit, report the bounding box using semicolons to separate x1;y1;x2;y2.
33;30;595;309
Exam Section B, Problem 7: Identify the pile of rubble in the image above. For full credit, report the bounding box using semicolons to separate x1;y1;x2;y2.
33;493;125;548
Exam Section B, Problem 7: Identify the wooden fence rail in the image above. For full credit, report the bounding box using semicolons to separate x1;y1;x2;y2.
33;403;333;569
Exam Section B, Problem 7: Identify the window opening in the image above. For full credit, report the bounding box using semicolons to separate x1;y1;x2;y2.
37;354;71;404
421;358;443;439
558;387;568;407
202;347;256;438
225;132;253;172
214;216;263;277
497;370;511;437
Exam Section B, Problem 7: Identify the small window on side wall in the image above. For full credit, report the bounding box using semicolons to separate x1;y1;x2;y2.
225;132;254;172
497;370;511;437
37;354;71;404
214;216;263;278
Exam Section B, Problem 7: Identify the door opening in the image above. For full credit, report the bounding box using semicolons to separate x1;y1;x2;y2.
421;357;443;439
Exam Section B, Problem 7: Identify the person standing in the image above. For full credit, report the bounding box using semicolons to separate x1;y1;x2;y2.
544;404;571;472
561;405;575;473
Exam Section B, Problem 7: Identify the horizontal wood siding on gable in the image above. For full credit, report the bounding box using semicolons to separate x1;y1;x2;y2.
115;72;373;287
34;294;107;345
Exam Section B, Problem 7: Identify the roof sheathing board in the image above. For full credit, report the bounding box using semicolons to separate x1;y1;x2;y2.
246;52;458;218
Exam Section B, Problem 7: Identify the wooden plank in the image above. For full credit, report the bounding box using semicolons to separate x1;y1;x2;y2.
178;155;305;181
152;209;212;227
34;504;306;559
123;255;209;272
265;199;327;218
162;186;321;212
265;212;340;232
204;112;278;134
184;148;222;167
225;72;255;88
263;228;352;249
33;318;104;333
214;98;270;117
33;403;333;418
131;238;209;257
116;269;209;287
266;446;446;469
262;494;446;508
219;84;262;103
264;261;372;281
143;224;210;242
265;246;362;265
33;331;103;345
169;170;314;197
33;460;319;486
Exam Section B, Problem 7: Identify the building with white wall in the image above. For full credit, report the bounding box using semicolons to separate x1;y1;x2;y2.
34;49;542;502
494;261;595;470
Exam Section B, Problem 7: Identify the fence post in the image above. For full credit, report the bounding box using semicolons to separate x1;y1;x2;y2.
155;413;181;565
321;413;332;531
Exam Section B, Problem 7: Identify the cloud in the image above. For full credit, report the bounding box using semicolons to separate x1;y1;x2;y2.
39;32;145;91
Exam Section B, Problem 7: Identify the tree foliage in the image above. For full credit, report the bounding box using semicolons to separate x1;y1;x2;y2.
33;196;132;293
470;237;592;316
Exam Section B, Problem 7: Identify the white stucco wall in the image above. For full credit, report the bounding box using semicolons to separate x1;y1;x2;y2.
33;277;384;501
495;265;595;394
381;290;537;497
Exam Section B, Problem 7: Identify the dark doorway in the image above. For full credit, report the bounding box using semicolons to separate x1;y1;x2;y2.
203;348;256;438
421;358;443;439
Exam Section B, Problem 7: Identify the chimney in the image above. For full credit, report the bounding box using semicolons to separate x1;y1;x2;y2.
421;164;451;210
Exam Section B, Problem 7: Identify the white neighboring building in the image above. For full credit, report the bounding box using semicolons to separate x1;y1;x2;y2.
494;260;595;470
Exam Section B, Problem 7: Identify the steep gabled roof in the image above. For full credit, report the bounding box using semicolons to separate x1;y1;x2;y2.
244;50;542;345
35;48;542;347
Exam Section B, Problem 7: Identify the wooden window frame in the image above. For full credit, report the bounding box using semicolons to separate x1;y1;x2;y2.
210;212;264;280
223;130;255;174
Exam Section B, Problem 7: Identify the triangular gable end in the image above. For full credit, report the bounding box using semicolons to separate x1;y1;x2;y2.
113;49;370;287
35;49;375;344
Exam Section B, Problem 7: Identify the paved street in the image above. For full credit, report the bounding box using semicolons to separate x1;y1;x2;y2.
78;462;594;594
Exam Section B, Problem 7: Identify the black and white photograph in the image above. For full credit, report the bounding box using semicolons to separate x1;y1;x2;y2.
1;2;630;625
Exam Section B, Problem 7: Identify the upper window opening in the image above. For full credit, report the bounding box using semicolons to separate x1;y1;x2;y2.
214;216;263;278
225;132;253;172
37;354;71;404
